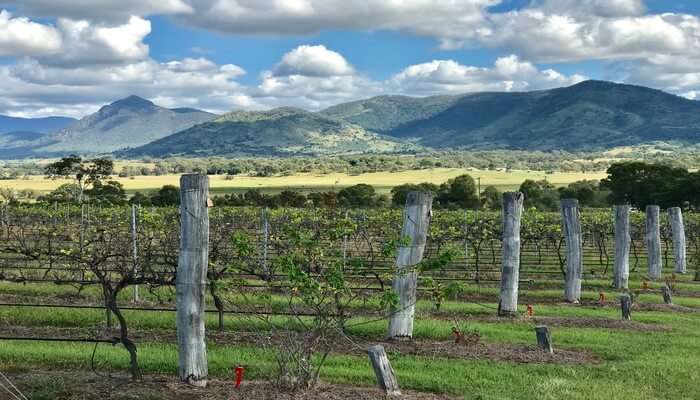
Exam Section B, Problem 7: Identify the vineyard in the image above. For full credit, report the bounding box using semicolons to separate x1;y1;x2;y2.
2;192;700;399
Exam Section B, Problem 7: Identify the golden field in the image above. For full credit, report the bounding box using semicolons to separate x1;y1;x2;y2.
0;168;607;195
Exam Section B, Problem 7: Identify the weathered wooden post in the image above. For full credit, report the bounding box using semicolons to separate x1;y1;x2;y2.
176;174;209;386
646;205;662;280
620;294;632;320
561;199;582;303
387;192;432;340
368;345;401;397
534;326;553;354
613;205;631;289
668;207;686;274
499;192;523;316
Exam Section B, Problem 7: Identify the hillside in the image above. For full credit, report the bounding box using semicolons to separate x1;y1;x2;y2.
322;81;700;151
35;96;216;154
0;115;76;135
120;107;412;157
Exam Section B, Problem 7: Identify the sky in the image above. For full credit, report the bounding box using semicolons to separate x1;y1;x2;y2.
0;0;699;118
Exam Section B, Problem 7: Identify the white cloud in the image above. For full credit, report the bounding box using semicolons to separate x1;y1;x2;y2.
0;10;62;56
0;10;153;65
0;57;254;118
179;0;496;37
5;0;192;21
45;16;152;66
272;45;354;77
388;55;586;96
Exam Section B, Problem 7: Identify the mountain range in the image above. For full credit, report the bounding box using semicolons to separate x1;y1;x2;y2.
2;80;700;158
0;96;215;158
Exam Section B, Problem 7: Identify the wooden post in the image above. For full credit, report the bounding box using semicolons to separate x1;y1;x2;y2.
613;205;631;289
662;284;673;305
668;207;686;274
534;326;553;354
131;204;139;302
499;192;523;316
620;294;632;320
387;192;432;340
367;345;401;397
176;174;209;387
561;199;582;303
646;205;662;280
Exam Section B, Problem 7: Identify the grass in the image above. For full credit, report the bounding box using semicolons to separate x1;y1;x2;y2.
2;273;700;399
2;295;700;399
0;167;607;195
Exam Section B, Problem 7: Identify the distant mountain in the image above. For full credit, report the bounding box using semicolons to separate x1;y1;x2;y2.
0;115;76;135
120;107;414;157
323;81;700;151
35;96;216;154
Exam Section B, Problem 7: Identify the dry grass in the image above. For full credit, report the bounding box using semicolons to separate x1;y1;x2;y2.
0;167;607;195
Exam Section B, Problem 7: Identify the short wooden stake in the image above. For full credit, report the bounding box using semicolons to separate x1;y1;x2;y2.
662;284;673;305
387;192;433;340
668;207;687;274
613;205;630;289
620;294;632;320
368;345;401;397
561;199;582;303
535;326;553;354
499;192;524;316
646;206;662;280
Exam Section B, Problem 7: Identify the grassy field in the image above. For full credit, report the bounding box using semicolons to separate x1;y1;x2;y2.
1;272;700;399
0;168;607;195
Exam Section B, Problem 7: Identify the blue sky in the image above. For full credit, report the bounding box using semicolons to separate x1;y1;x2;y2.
0;0;699;118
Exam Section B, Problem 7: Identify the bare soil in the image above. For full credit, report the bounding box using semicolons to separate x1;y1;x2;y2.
0;324;598;365
3;370;455;400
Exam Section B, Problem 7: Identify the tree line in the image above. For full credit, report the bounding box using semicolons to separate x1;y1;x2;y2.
11;156;700;211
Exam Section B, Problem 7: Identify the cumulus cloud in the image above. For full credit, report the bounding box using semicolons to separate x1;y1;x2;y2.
388;55;587;96
0;10;153;65
42;16;152;66
255;45;375;109
0;57;254;118
272;45;354;77
0;10;62;56
178;0;495;37
5;0;192;22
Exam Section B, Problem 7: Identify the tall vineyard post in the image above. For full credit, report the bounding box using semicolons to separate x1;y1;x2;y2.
387;191;433;340
176;174;209;387
498;192;523;316
561;199;582;303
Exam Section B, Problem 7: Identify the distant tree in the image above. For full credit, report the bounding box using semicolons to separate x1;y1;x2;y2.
438;174;479;209
277;190;307;208
149;185;180;206
85;180;127;206
480;186;502;210
129;192;152;206
44;155;114;203
390;183;439;207
519;179;559;211
600;162;689;208
308;191;339;208
338;184;377;207
558;180;609;208
37;183;81;204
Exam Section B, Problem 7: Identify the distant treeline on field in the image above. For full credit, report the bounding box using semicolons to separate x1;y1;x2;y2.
12;156;700;211
4;145;700;179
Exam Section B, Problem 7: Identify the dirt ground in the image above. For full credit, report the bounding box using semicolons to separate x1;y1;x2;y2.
3;371;456;400
0;324;598;365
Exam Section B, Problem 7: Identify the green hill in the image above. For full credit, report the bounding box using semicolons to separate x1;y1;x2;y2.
120;107;413;157
322;81;700;151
